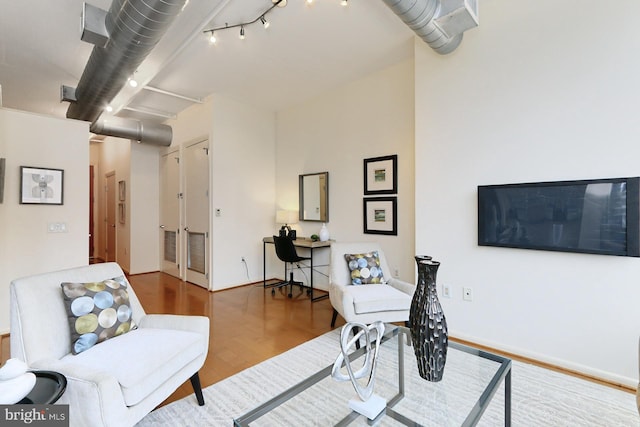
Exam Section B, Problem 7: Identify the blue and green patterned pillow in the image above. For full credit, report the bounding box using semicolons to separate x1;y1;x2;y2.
61;276;135;355
344;251;384;285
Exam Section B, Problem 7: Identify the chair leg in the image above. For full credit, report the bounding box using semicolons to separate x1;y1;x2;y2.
352;325;361;350
190;372;205;406
288;271;294;298
331;309;338;328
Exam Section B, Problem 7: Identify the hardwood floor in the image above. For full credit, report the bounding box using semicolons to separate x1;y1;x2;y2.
127;272;341;406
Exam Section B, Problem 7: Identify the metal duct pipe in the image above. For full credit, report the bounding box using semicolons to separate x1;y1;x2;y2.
66;0;186;125
91;117;172;147
381;0;465;54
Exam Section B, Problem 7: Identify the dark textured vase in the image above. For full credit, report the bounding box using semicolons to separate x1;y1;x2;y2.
409;256;448;382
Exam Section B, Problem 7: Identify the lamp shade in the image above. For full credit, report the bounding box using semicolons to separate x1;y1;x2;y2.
276;210;298;225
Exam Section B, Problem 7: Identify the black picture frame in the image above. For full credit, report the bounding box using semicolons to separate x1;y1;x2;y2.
19;166;64;205
364;154;397;195
363;196;397;235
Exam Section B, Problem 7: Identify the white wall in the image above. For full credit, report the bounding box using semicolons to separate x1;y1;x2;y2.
0;108;89;332
276;60;415;287
415;0;640;386
167;95;277;290
211;97;276;289
130;142;160;274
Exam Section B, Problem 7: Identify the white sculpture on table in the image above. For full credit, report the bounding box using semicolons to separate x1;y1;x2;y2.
0;358;36;404
331;321;386;420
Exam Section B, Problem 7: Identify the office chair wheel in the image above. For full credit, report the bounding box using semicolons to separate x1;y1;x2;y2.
271;289;275;295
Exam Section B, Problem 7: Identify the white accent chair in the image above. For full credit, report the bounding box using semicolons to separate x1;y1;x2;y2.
329;242;415;328
10;263;209;427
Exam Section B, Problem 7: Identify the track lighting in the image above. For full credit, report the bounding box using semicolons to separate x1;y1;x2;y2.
203;0;348;46
203;0;286;44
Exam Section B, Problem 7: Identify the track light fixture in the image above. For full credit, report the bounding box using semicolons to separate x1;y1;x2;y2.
203;0;349;45
203;0;285;44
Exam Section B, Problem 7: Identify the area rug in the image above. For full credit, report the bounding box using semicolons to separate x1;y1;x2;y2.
136;328;638;426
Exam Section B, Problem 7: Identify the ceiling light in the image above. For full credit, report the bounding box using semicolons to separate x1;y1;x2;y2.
306;0;313;4
203;0;289;44
341;0;348;5
128;77;138;88
209;31;217;44
105;105;113;113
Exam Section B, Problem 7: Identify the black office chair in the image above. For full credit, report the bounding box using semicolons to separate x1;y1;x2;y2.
272;235;311;298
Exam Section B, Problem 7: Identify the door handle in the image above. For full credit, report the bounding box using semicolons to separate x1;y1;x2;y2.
184;227;190;232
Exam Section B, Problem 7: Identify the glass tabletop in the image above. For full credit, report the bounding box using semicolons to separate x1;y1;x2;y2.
234;326;511;426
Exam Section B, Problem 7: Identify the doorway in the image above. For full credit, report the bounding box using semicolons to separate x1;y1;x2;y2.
160;149;181;279
183;140;209;288
159;140;210;288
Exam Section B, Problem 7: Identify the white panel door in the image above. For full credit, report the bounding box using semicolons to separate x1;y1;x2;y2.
184;140;209;288
159;150;181;279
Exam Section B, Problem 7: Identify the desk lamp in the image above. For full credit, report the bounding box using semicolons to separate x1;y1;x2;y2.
276;210;298;239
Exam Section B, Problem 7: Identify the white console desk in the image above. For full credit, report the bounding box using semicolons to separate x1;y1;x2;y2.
262;236;331;302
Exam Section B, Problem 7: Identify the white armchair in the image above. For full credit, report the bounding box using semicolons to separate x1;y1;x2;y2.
10;263;209;427
329;242;414;327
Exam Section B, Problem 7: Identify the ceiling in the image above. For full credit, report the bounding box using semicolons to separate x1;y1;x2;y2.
0;0;415;128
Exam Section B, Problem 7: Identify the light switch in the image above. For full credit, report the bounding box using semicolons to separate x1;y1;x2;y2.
48;222;68;233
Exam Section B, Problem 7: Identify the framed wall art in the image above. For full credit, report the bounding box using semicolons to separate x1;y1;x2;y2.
119;203;126;224
364;154;397;195
118;180;126;201
0;158;5;203
20;166;64;205
363;196;397;235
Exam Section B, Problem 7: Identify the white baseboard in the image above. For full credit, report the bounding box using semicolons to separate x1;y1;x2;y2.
450;330;637;389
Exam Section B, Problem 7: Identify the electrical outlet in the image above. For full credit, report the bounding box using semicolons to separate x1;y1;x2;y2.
463;287;473;301
394;268;399;277
442;284;451;298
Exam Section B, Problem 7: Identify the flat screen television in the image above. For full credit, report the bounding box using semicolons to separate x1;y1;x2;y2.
478;177;640;257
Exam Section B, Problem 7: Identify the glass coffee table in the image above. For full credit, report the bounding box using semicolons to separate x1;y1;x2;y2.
234;326;511;426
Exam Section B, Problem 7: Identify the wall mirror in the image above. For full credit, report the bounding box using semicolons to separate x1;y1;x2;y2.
299;172;329;222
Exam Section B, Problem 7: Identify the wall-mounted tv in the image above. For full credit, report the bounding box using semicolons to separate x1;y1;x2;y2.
478;177;640;257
